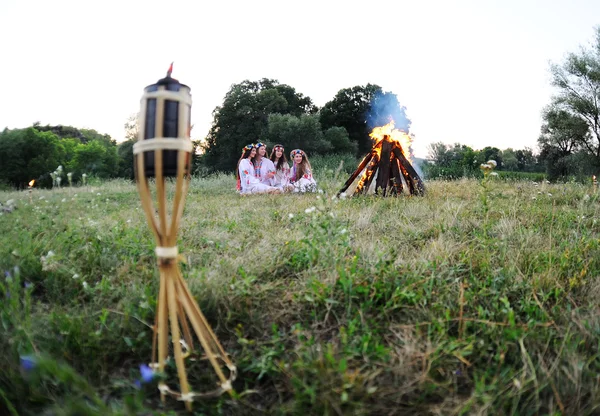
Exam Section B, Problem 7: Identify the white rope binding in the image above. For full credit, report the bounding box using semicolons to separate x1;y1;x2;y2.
155;246;178;259
133;138;193;155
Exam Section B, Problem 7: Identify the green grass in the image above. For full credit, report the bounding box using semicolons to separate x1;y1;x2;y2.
2;171;600;415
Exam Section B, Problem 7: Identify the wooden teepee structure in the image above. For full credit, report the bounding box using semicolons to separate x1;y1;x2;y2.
338;134;425;197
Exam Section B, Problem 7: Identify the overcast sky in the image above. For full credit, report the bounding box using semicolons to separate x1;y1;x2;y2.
1;0;598;157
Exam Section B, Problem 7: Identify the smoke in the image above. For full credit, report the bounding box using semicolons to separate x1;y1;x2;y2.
366;91;412;132
366;90;416;158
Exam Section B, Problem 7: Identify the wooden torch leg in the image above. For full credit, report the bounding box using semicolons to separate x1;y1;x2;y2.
157;268;169;403
167;268;193;411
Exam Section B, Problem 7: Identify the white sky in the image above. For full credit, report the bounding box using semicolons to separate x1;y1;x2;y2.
0;0;598;158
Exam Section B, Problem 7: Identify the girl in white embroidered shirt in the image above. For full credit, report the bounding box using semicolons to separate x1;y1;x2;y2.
288;149;317;193
269;144;292;192
253;142;276;186
236;144;279;194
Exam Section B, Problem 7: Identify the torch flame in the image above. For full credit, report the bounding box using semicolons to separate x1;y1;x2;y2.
369;121;413;162
28;179;35;188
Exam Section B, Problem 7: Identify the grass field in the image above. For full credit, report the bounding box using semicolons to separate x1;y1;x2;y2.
2;168;600;415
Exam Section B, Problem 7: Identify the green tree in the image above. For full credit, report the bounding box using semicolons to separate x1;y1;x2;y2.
476;146;503;169
515;147;539;172
0;128;65;188
263;114;331;155
71;140;117;178
323;126;356;154
201;79;317;172
320;84;382;155
548;26;600;161
501;148;519;171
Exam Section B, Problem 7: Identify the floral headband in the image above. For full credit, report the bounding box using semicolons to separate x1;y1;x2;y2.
273;144;284;151
242;144;255;152
290;149;304;158
255;142;266;148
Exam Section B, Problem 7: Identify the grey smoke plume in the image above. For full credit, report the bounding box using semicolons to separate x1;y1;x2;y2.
366;91;412;132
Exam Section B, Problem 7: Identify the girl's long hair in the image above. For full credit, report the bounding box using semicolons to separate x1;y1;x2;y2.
290;149;311;181
236;146;254;190
270;145;288;171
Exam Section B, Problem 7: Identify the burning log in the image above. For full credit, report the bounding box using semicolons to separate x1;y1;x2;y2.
338;122;425;197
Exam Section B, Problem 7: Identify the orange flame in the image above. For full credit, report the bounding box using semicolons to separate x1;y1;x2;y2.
28;179;35;188
369;121;413;162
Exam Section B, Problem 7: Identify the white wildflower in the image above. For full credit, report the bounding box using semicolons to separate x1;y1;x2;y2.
126;219;132;223
547;193;552;197
583;194;590;201
339;228;347;235
82;281;89;289
339;192;347;200
97;193;101;196
487;160;497;168
304;206;316;214
61;198;66;202
72;274;80;279
317;189;324;194
288;213;294;219
490;172;498;176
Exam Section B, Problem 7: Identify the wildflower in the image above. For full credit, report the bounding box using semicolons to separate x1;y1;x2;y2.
20;355;37;372
72;274;80;279
24;281;32;289
547;193;552;197
339;192;347;200
317;189;324;194
304;206;316;214
61;198;66;202
583;194;590;201
82;281;89;290
490;172;498;177
134;364;156;388
339;228;347;235
97;193;101;196
126;219;132;223
140;364;155;383
288;213;294;219
487;160;497;168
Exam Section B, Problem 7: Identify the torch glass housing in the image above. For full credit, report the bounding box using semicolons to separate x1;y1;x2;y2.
137;76;192;178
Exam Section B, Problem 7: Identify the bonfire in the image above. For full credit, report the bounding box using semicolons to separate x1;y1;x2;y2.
338;121;425;197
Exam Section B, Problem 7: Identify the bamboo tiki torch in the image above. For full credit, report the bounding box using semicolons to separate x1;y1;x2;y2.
133;64;236;411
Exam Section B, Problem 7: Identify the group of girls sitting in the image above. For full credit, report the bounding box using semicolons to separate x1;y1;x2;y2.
236;142;318;195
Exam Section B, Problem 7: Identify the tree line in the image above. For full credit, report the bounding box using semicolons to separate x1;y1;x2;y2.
2;26;599;188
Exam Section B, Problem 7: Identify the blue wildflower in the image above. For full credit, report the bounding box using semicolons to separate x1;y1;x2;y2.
24;281;33;289
139;364;155;383
20;355;37;372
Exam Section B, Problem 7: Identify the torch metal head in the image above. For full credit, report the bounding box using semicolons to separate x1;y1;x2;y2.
134;66;193;179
